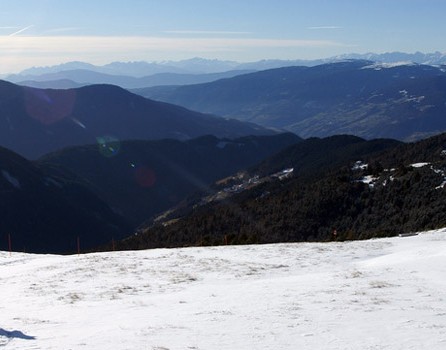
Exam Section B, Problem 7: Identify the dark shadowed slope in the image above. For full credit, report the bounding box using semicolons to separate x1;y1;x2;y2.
38;133;301;227
0;146;131;254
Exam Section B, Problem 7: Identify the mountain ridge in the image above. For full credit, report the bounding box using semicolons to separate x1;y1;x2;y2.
0;80;276;159
138;60;446;141
11;69;255;89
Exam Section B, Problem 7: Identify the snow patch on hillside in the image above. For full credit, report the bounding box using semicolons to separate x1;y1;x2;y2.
352;159;446;190
359;174;377;187
410;162;430;168
1;170;21;189
43;177;63;188
362;61;416;70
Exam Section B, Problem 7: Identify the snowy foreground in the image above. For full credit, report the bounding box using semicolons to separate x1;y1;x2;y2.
1;230;446;350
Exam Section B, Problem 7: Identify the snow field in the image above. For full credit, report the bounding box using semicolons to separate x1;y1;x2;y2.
1;229;446;349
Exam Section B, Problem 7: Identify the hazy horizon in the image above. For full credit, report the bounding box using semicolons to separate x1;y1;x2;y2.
2;50;445;77
1;0;446;73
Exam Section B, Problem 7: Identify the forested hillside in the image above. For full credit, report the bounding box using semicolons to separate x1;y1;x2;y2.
103;133;446;251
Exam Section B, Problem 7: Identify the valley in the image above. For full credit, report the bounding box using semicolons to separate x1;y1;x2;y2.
2;57;446;254
138;60;446;141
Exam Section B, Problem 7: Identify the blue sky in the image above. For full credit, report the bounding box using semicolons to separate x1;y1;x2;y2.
1;0;446;72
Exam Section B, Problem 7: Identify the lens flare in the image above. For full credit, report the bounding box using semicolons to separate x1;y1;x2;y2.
134;166;156;188
24;87;76;125
97;135;121;157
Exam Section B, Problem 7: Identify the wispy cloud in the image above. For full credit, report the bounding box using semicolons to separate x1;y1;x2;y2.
164;30;252;35
307;26;343;30
42;27;81;34
0;35;346;51
8;25;34;37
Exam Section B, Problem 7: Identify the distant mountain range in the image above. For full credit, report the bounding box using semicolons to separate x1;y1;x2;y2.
0;80;274;159
0;146;131;253
5;52;446;89
6;52;446;78
139;60;446;141
334;51;446;66
10;69;255;89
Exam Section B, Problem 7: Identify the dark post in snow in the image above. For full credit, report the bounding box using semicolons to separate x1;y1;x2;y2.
8;233;12;255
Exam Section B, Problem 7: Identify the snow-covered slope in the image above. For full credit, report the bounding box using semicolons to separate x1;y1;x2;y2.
1;229;446;349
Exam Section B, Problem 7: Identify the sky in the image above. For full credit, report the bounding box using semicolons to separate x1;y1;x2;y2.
1;0;446;73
